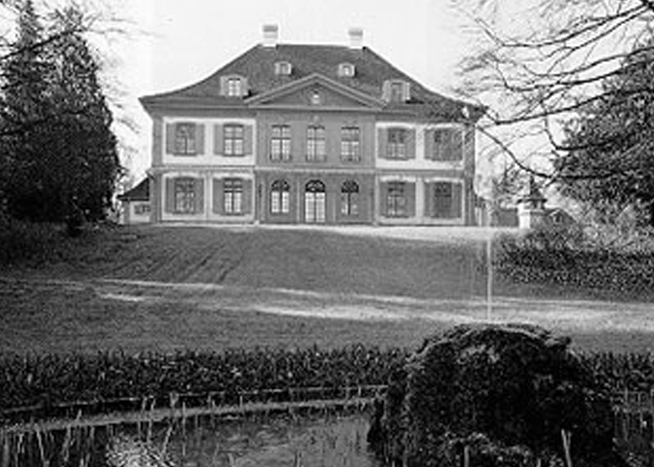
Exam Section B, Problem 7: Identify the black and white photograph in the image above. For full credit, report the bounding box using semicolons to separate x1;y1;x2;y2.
1;0;654;465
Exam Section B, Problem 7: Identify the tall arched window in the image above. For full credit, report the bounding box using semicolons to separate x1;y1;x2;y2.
270;179;290;214
341;180;359;216
305;180;326;223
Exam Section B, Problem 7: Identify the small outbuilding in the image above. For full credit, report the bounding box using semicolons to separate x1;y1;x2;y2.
118;178;151;224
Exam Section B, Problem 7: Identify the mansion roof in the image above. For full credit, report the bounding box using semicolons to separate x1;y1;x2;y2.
140;43;485;122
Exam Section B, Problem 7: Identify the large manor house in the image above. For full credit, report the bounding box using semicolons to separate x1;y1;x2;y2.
122;26;485;226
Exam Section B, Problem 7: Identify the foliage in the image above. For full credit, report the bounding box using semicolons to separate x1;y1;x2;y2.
368;324;623;467
495;224;654;296
555;37;654;226
455;0;654;198
0;345;408;414
0;0;122;224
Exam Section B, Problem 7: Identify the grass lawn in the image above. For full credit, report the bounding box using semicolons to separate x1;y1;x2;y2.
1;224;653;355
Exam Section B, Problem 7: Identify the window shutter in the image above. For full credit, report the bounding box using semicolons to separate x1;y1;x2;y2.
452;182;463;218
214;124;224;155
165;178;175;213
242;179;253;214
406;182;416;217
219;76;228;96
382;81;391;101
380;182;389;216
402;82;411;102
212;178;224;214
166;124;176;154
424;129;434;160
406;129;416;159
424;182;433;217
451;129;463;161
195;124;205;154
194;178;204;213
377;128;387;159
244;125;253;155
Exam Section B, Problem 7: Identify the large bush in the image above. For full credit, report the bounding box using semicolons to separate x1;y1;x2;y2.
368;324;627;467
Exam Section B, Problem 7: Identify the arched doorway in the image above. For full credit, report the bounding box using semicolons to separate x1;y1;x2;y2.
304;180;326;223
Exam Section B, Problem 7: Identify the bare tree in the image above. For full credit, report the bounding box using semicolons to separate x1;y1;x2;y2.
453;0;654;179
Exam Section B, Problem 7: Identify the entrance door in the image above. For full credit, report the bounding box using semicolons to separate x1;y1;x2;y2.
304;180;326;223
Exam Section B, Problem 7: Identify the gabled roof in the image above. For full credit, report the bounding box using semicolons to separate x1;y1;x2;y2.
140;43;485;121
118;178;150;202
245;72;385;109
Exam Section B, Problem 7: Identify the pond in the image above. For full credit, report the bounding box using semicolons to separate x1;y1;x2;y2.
1;407;381;467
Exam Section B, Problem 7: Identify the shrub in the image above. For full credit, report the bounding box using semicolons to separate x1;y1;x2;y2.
0;217;68;265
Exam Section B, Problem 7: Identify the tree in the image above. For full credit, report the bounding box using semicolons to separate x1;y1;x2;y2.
0;0;122;223
454;0;654;197
555;37;654;225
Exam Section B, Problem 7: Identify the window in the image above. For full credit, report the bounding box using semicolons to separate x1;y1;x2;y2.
134;204;150;215
341;180;359;216
275;61;292;75
270;125;291;161
270;179;290;214
305;180;326;223
224;125;244;156
223;178;244;214
307;126;326;162
310;90;322;105
390;82;404;102
175;123;196;155
341;126;361;162
338;63;355;77
174;178;196;214
386;182;407;217
432;129;462;161
227;77;242;97
387;128;407;159
433;181;462;219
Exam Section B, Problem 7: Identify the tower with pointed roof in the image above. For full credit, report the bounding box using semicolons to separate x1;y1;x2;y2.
139;26;484;226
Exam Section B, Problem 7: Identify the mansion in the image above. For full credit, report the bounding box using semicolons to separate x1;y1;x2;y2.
129;26;485;226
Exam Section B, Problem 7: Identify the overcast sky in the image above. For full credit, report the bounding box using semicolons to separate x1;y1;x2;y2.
115;0;475;178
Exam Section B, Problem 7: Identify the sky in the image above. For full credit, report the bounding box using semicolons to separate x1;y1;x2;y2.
113;0;476;180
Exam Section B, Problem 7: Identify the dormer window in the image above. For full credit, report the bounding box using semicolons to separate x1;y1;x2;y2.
220;75;248;97
383;79;411;103
275;61;292;76
227;78;242;96
338;63;355;77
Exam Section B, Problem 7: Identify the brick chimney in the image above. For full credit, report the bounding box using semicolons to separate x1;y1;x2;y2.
263;24;279;48
348;27;363;49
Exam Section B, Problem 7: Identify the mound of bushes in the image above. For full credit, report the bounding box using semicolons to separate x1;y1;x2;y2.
368;324;627;467
495;224;654;296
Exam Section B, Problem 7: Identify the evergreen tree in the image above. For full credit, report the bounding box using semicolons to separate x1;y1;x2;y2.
0;1;121;223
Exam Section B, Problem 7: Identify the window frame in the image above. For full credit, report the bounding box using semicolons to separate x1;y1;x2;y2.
223;178;244;215
432;181;462;219
306;125;326;162
270;125;292;161
173;177;197;214
227;77;242;97
432;128;463;162
338;63;355;77
275;61;292;76
174;123;197;155
341;126;361;162
270;179;291;214
340;180;360;216
386;181;407;217
387;128;407;160
223;124;245;157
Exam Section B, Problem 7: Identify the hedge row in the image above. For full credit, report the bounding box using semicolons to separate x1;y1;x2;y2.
495;227;654;295
0;346;408;412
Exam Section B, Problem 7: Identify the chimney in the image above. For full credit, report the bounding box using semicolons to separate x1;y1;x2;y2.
348;27;363;49
262;24;279;47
